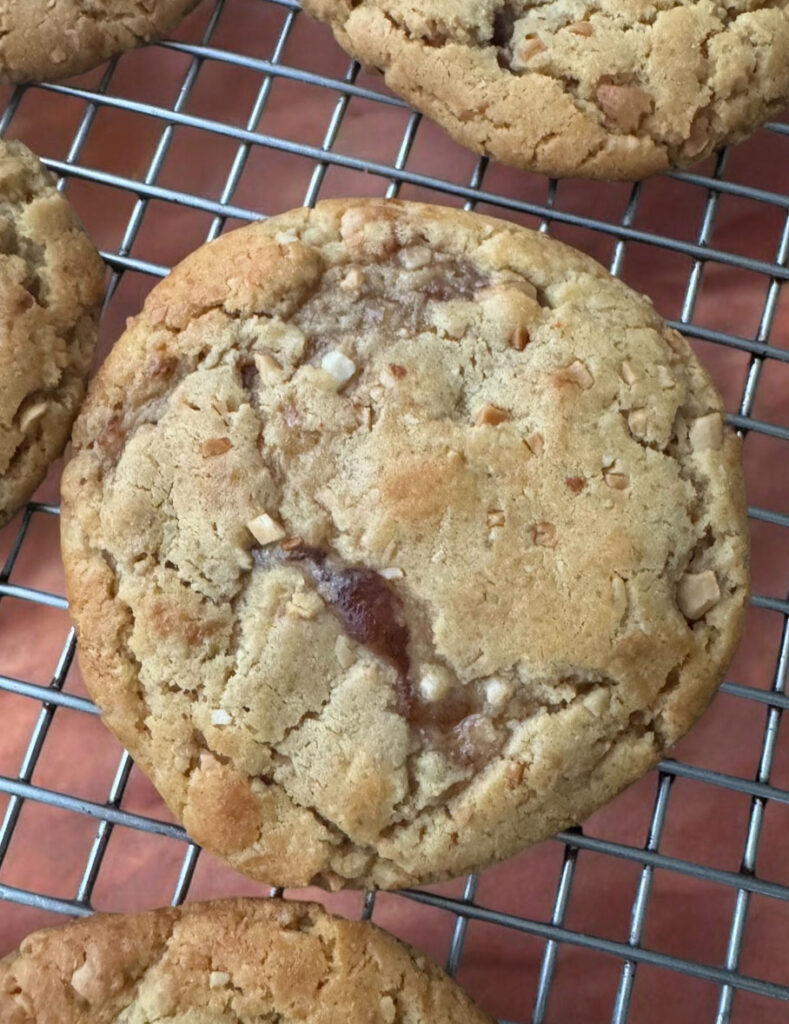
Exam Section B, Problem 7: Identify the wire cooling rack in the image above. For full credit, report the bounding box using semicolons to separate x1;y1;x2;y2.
0;2;788;1021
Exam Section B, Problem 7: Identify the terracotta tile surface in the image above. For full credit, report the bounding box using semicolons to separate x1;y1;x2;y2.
0;3;787;1023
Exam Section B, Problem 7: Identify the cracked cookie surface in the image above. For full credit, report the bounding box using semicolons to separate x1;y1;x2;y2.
0;0;202;83
61;198;748;889
0;898;492;1023
301;0;789;179
0;139;104;529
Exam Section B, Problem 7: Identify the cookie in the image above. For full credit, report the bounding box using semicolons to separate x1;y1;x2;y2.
0;898;493;1022
0;1;202;84
300;0;789;180
0;139;104;530
61;198;748;890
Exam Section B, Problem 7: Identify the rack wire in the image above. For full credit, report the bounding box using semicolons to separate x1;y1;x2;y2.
0;2;787;1021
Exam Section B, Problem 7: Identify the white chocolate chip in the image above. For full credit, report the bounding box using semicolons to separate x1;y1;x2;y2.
274;228;298;244
320;350;356;387
339;267;364;293
689;412;723;451
485;677;512;709
656;364;675;389
211;709;231;726
379;567;405;580
582;688;610;716
209;970;230;988
677;570;720;620
627;408;648;439
287;590;324;620
19;401;48;431
601;454;615;469
399;245;432;270
247;512;286;546
419;666;452;702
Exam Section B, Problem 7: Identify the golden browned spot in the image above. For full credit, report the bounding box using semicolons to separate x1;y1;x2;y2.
565;476;586;493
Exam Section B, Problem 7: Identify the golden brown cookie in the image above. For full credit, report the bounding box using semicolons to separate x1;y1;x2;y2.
61;198;748;890
0;0;202;83
0;898;493;1023
301;0;789;180
0;139;104;529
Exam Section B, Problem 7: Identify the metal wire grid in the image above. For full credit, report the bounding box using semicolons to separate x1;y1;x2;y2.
0;0;786;1020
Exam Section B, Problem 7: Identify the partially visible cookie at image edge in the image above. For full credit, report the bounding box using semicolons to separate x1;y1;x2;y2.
61;198;748;890
0;138;104;529
0;898;494;1023
0;0;202;83
300;0;789;180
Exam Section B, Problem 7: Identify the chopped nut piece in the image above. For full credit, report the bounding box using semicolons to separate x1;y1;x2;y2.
621;359;637;385
379;996;397;1024
281;536;303;551
505;761;525;787
288;590;324;619
678;570;720;620
320;350;356;387
510;326;530;350
247;513;286;546
209;970;230;988
399;245;432;270
565;476;586;493
475;279;538;302
487;509;506;528
519;36;546;61
567;20;594;35
596;82;652;132
685;112;711;158
18;401;47;431
274;228;298;245
335;635;357;669
353;403;372;429
583;688;610;716
474;403;510;426
485;677;512;708
379;566;405;580
339;267;364;293
211;710;231;727
419;666;452;702
201;437;232;457
611;574;628;619
254;352;283;380
689;412;723;451
627;408;648;438
656;364;675;389
555;359;594;390
532;522;557;547
604;471;629;490
525;432;544;456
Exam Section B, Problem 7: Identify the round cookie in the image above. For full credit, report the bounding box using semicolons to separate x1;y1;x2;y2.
61;199;748;890
301;0;789;180
0;898;493;1023
0;139;104;530
0;1;202;84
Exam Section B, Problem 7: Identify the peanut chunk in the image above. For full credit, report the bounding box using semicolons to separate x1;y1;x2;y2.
201;437;232;457
287;590;324;620
620;359;637;385
525;432;544;456
18;401;48;431
678;570;720;620
604;471;629;490
399;245;432;270
254;352;283;381
628;408;648;438
475;279;538;302
596;83;652;132
340;267;364;293
555;359;594;390
510;326;530;350
567;21;593;35
474;403;510;426
519;37;546;61
532;522;557;547
247;512;286;546
321;349;356;388
689;412;723;451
